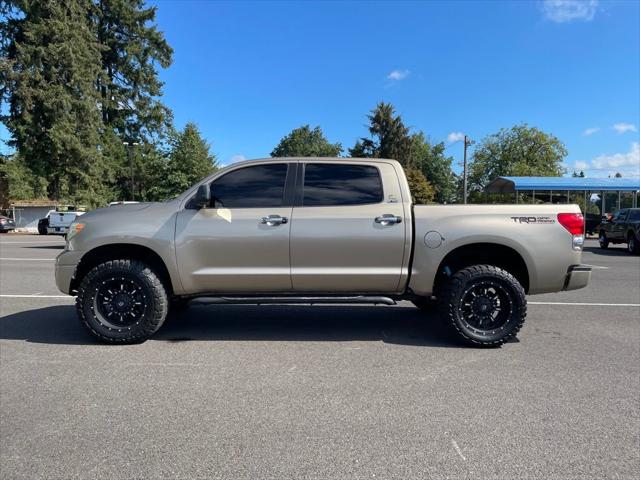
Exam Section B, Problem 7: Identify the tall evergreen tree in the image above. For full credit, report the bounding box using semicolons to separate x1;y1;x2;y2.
1;0;174;205
271;125;342;157
162;122;217;197
349;102;412;163
350;102;436;203
93;0;173;142
0;0;108;204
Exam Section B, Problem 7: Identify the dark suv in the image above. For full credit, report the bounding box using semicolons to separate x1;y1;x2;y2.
599;208;640;254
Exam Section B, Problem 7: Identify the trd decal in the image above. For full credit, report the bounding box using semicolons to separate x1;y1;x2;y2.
510;216;555;224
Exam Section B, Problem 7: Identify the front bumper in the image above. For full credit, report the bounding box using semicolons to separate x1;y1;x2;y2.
48;226;69;235
55;249;84;294
563;265;591;291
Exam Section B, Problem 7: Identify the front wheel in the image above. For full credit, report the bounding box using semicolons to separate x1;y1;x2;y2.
76;259;169;343
438;265;527;347
628;235;639;254
599;231;609;249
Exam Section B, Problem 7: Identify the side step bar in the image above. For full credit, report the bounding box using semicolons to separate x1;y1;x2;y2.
191;296;397;306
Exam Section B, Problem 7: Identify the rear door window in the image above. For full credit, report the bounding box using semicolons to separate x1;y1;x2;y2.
302;163;383;206
628;210;640;221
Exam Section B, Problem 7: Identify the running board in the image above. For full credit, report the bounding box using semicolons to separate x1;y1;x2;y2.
191;296;397;306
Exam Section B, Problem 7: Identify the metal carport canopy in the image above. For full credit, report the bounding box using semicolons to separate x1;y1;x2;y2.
486;176;640;193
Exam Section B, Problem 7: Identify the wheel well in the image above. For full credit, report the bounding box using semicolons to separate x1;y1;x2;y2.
434;243;530;294
70;244;173;295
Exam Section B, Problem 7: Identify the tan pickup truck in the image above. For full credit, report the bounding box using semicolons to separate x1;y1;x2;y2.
56;158;591;346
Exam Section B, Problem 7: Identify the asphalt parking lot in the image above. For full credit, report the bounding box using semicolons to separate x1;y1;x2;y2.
1;234;638;479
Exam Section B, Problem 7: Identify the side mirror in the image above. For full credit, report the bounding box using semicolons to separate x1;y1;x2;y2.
192;184;211;208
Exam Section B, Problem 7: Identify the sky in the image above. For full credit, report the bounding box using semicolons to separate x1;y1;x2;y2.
3;0;640;178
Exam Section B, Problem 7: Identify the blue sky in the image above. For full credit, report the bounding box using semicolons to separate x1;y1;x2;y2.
3;0;639;177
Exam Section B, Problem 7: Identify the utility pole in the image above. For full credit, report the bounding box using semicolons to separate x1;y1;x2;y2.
463;135;475;204
122;142;139;201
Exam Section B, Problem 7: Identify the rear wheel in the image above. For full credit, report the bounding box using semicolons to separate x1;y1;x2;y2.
438;265;526;347
76;259;168;343
599;231;609;249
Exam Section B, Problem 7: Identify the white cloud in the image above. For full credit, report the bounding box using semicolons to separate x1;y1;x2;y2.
582;127;600;136
542;0;598;23
447;132;465;144
591;142;640;175
387;69;410;81
612;122;638;134
574;160;589;170
230;154;246;163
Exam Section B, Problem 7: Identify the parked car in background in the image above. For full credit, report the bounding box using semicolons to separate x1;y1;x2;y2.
0;215;16;233
584;213;602;236
56;157;591;346
599;208;640;254
47;206;86;236
109;201;139;207
37;210;55;235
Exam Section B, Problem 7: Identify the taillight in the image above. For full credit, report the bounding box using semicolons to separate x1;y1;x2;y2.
558;213;584;250
558;213;584;235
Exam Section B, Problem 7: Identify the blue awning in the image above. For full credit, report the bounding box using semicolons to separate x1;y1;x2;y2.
486;176;640;193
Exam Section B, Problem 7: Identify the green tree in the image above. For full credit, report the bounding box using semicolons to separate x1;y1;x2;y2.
409;132;457;203
405;168;435;204
161;122;218;197
271;125;342;157
349;102;411;163
350;102;437;203
468;124;567;196
93;0;173;142
0;0;174;206
0;153;48;200
1;0;108;205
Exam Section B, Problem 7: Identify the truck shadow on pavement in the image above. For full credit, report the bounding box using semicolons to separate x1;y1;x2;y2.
583;245;633;257
0;304;463;348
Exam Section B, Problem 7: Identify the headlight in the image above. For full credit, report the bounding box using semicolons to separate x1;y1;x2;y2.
67;222;86;240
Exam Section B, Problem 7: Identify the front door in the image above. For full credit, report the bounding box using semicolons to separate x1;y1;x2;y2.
290;161;408;293
612;209;628;240
175;162;294;293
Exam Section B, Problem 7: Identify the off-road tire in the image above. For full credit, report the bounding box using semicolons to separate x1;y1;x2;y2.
438;265;527;347
599;231;609;249
76;259;168;343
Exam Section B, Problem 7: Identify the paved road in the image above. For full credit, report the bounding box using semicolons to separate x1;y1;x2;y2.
1;235;638;479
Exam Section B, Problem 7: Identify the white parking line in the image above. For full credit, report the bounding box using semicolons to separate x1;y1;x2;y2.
0;241;64;244
0;258;55;261
529;301;640;307
0;294;71;298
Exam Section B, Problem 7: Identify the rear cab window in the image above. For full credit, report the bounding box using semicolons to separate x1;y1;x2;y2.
302;163;383;206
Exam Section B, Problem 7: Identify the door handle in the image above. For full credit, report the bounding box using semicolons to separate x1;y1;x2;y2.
260;215;288;226
375;214;402;225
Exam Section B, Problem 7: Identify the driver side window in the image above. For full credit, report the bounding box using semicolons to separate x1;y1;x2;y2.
209;163;288;208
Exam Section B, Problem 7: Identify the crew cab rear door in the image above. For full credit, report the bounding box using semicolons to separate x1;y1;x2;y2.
290;161;408;293
175;162;295;293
